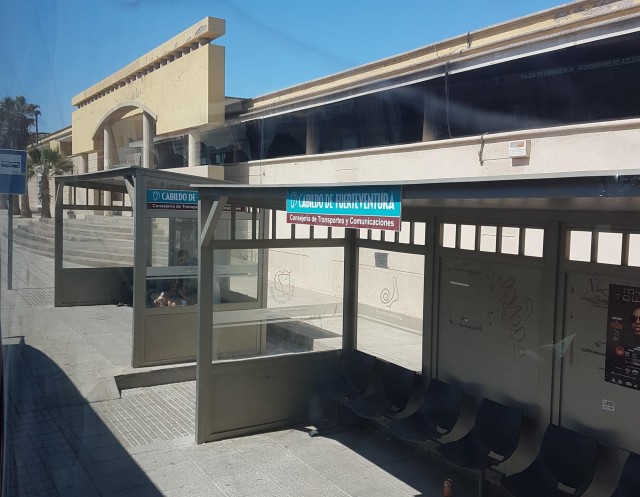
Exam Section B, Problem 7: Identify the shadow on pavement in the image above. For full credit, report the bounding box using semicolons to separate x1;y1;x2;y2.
2;338;163;497
320;422;481;497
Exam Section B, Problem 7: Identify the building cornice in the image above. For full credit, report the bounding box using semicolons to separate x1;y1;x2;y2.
72;17;225;108
245;0;640;114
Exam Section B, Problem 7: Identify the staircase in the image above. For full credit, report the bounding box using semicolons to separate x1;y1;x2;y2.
10;215;143;267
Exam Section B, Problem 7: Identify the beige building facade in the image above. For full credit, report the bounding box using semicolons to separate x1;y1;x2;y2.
30;2;640;190
36;2;640;493
33;1;640;197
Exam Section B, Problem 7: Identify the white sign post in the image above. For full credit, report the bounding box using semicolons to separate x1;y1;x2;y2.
0;149;27;290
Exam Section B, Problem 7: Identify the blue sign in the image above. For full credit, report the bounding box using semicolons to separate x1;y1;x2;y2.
0;149;27;195
147;189;198;210
286;186;402;231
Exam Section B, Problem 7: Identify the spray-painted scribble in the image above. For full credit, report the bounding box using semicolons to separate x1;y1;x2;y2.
499;273;534;343
580;277;612;308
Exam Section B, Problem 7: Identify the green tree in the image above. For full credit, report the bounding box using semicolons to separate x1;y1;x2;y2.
0;96;40;217
27;148;73;219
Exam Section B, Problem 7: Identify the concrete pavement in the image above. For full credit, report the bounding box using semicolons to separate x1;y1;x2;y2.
0;217;481;497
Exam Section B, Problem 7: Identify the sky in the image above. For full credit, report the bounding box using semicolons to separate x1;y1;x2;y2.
1;0;568;133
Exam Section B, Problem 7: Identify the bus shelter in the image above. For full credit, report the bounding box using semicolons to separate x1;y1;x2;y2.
193;172;640;481
54;166;262;368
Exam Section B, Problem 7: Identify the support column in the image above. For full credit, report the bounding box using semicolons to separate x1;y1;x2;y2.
81;154;89;206
306;113;319;155
422;93;434;142
142;112;155;169
80;153;89;174
188;130;201;167
104;127;113;209
94;151;105;212
196;195;228;444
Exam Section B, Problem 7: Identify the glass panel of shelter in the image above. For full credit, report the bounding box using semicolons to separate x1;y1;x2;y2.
146;216;199;307
61;184;134;269
213;207;260;306
439;221;545;258
357;248;425;372
566;228;640;267
208;206;345;359
145;203;262;309
206;210;430;362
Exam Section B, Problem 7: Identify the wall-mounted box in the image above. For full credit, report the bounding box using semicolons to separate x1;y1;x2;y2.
508;139;531;158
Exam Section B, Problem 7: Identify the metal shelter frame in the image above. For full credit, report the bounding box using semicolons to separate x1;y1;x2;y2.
193;171;640;458
54;166;225;368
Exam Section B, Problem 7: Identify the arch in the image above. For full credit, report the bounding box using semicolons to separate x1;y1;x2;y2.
90;101;158;142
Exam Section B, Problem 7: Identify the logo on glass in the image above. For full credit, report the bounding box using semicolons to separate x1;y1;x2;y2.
380;277;399;308
271;270;294;304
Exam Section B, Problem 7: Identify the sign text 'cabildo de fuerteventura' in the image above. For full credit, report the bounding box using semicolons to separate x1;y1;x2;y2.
147;189;198;210
286;186;402;231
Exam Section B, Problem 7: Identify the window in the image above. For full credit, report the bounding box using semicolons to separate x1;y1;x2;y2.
357;248;424;371
440;222;544;258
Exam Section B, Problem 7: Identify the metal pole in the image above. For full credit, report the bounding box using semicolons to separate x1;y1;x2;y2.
7;195;13;290
342;229;359;350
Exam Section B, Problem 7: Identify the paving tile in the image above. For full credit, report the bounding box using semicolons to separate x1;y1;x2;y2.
261;458;322;486
133;445;188;470
147;461;213;492
56;483;102;497
212;469;281;497
111;483;164;497
172;434;197;448
378;455;450;484
82;444;127;464
192;452;253;479
279;478;351;497
296;449;371;477
1;235;487;497
41;451;82;471
102;468;155;493
238;444;293;467
356;489;414;497
49;464;94;490
244;489;291;497
326;471;401;497
163;483;227;497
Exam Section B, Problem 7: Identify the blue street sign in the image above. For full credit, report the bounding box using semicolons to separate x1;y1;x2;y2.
147;189;199;210
0;149;27;195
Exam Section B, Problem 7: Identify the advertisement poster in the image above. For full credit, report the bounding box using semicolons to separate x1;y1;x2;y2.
605;284;640;390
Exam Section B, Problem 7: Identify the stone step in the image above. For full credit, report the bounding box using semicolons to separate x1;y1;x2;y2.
12;238;130;267
13;226;137;247
11;217;173;267
12;230;169;264
21;220;135;237
16;220;167;243
13;237;169;263
15;228;136;248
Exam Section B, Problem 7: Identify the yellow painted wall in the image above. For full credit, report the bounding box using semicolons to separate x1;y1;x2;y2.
72;44;225;155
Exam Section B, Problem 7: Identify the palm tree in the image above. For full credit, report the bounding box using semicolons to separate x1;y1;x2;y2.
27;148;74;218
0;96;40;217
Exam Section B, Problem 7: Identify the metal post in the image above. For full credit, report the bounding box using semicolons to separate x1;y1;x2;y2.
342;229;359;350
7;194;13;289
